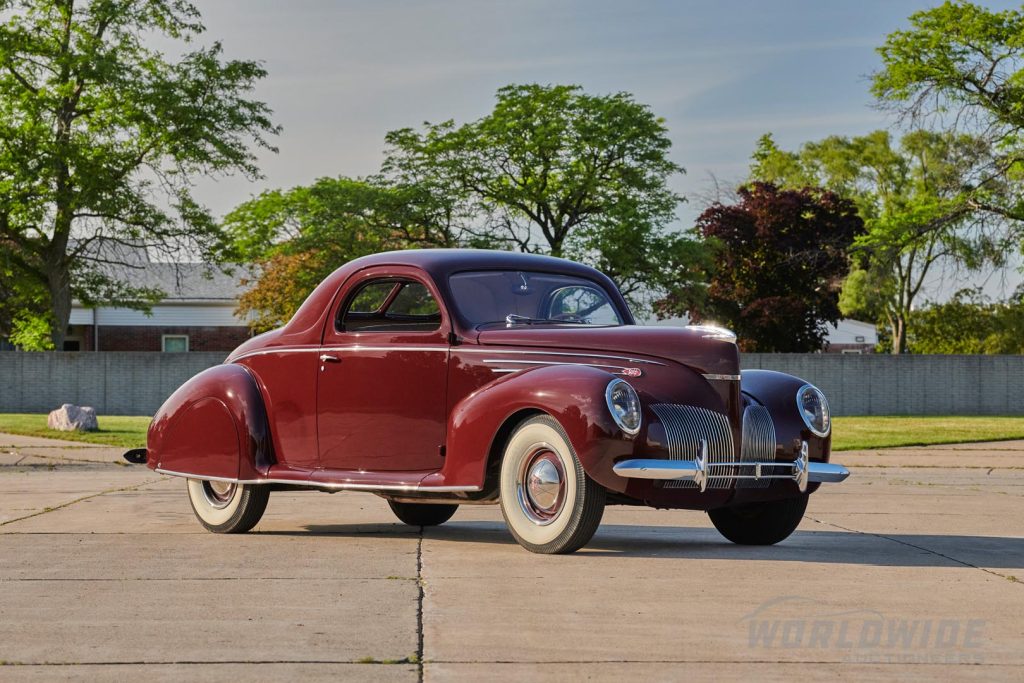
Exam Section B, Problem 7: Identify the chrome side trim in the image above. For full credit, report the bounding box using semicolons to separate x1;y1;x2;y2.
231;345;448;362
702;373;741;381
459;348;665;365
154;468;481;493
482;358;643;376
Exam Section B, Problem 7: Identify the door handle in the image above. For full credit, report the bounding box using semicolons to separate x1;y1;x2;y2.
319;354;341;363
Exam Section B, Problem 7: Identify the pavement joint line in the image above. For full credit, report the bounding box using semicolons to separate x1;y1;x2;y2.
415;528;425;682
0;476;166;527
0;660;419;667
0;658;1016;667
1;452;129;466
0;576;419;582
804;515;1022;585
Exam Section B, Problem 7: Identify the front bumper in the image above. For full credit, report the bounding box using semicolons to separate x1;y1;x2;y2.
612;440;849;493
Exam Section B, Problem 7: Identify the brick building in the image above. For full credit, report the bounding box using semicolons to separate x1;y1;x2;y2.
65;246;253;353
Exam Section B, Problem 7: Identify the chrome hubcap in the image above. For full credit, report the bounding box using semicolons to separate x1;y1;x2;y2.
517;445;566;526
527;459;561;510
202;481;237;509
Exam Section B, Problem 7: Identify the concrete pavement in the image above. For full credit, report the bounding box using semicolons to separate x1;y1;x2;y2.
1;434;1022;681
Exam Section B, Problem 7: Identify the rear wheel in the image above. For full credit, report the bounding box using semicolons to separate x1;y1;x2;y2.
499;415;605;554
388;500;458;527
708;494;809;545
186;479;269;533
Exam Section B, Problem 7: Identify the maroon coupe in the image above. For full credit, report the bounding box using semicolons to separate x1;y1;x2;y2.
126;249;848;554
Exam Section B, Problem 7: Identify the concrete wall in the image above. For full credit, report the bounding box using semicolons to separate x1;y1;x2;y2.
0;352;226;416
1;352;1021;416
742;353;1022;416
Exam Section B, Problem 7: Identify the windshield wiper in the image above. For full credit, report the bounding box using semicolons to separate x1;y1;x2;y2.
504;314;588;325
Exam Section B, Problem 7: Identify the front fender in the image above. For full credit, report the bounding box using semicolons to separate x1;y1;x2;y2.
147;363;273;480
741;369;831;464
442;364;636;493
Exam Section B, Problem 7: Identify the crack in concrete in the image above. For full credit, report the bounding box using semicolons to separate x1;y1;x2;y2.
0;477;164;528
805;515;1023;585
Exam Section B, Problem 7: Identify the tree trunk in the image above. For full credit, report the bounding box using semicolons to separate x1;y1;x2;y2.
45;234;72;350
47;265;71;351
891;315;906;355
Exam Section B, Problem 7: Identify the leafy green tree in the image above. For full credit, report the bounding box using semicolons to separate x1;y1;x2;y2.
657;182;863;352
872;1;1024;223
751;130;1007;353
225;176;479;332
0;0;278;348
909;289;1024;354
382;84;705;308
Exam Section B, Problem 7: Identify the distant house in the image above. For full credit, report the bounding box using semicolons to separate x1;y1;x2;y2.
643;314;878;353
822;319;878;354
65;245;253;352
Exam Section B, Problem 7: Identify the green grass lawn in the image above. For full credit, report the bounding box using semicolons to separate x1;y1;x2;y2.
1;413;1022;452
831;416;1024;451
0;413;151;449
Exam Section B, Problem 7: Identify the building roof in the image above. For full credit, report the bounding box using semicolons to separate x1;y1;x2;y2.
73;240;250;303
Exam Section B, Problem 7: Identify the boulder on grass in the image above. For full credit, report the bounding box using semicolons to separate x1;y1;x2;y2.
47;404;99;432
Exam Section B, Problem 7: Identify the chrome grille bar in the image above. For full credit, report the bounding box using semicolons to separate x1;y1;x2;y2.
651;404;735;490
740;405;776;489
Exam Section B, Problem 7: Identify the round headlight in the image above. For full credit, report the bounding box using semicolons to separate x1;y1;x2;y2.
606;379;642;436
796;384;830;437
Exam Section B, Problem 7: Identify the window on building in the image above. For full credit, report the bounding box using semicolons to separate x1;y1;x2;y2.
162;335;189;353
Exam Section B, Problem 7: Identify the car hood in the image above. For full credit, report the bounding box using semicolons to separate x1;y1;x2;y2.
474;325;740;377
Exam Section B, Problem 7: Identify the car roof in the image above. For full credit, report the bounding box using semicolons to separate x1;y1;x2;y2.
343;248;604;280
280;248;634;339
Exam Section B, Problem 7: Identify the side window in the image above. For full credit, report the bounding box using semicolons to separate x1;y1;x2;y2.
339;279;442;333
348;281;395;313
546;286;622;325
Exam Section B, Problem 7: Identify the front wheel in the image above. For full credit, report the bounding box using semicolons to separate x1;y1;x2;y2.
708;494;809;545
186;479;269;533
499;415;606;554
388;500;458;527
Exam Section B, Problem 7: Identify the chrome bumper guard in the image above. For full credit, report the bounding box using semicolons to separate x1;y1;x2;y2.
612;440;849;493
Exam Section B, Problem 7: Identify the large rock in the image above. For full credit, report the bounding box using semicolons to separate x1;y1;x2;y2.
47;404;99;432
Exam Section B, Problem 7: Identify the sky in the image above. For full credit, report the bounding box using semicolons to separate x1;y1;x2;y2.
186;0;1022;300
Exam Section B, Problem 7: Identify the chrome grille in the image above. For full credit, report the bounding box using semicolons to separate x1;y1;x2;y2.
651;404;735;489
739;405;777;489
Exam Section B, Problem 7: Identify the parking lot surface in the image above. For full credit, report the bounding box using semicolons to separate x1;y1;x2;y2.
1;433;1022;681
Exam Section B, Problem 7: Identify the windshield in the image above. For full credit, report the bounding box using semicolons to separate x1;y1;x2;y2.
448;270;625;328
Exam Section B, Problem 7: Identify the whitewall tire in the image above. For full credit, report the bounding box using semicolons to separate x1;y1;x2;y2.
186;479;269;533
499;415;605;554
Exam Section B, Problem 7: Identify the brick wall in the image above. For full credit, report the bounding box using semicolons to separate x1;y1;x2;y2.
95;325;252;352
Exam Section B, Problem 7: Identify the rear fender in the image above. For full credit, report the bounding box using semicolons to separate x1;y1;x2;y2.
147;364;273;480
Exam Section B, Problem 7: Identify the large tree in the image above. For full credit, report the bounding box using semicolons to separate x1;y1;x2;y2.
751;130;1008;354
657;182;863;353
382;83;705;309
225;176;482;332
872;1;1024;223
0;0;278;348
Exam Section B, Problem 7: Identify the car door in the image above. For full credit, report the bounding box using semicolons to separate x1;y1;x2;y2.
316;266;450;472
